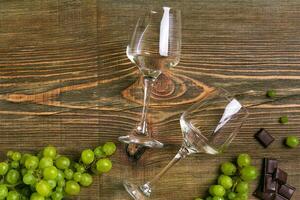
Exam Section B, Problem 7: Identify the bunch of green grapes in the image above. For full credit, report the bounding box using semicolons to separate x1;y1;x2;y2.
0;142;116;200
195;153;258;200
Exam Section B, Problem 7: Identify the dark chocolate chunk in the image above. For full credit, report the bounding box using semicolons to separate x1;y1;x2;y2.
264;158;278;174
274;194;288;200
274;168;288;184
255;128;275;148
264;174;277;193
253;189;275;200
278;184;296;199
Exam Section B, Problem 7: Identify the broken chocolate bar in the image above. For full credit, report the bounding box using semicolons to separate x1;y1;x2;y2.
253;189;275;200
264;158;278;174
274;194;288;200
274;168;288;185
264;174;277;193
255;128;275;148
278;184;296;199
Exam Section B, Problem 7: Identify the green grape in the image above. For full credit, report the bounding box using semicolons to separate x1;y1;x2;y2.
94;147;106;158
47;179;56;189
43;166;58;180
209;185;225;197
6;169;20;184
279;116;288;124
205;197;213;200
240;166;258;182
20;187;31;197
220;162;237;176
75;164;85;173
7;191;20;200
30;193;45;200
227;192;237;200
102;142;116;156
51;192;63;200
35;180;51;197
236;192;248;200
218;175;233;189
235;181;248;193
79;173;93;187
64;169;73;180
0;162;9;175
96;158;112;173
73;172;82;182
55;157;70;170
23;173;36;185
0;185;8;199
25;156;39;170
11;161;20;169
43;146;57;159
21;154;31;165
56;170;64;181
64;181;80;196
7;151;14;158
237;154;251;167
285;136;299;148
21;168;27;176
12;152;22;161
39;157;53;169
212;197;224;200
57;180;65;187
55;187;63;193
81;149;95;165
194;198;203;200
266;90;276;98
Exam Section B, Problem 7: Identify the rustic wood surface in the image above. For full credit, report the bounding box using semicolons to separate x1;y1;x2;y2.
0;0;300;199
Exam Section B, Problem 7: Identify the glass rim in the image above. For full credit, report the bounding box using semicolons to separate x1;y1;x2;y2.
149;7;181;14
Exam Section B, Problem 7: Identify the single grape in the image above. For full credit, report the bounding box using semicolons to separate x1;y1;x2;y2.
266;90;276;98
227;192;237;200
11;152;22;161
23;173;36;185
7;191;20;200
43;166;58;180
6;169;20;184
64;181;80;196
51;192;63;200
94;146;106;158
285;136;299;148
21;154;31;165
240;166;258;182
64;169;73;180
75;164;85;173
56;170;64;181
43;146;57;159
96;158;112;173
212;196;224;200
79;173;93;187
55;187;63;193
47;179;56;189
218;175;233;189
7;151;14;158
55;156;70;170
57;179;65;187
209;185;225;197
30;193;45;200
236;192;248;200
35;180;51;197
0;185;8;199
25;156;39;170
73;172;82;182
11;161;20;169
279;116;288;124
237;154;251;167
0;162;9;175
81;149;95;165
102;142;116;156
235;181;248;193
220;162;237;176
39;157;53;169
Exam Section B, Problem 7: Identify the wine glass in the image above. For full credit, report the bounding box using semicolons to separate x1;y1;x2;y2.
123;88;249;199
118;7;181;148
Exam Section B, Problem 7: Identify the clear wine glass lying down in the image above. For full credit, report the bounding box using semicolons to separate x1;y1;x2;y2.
118;7;181;149
123;88;249;199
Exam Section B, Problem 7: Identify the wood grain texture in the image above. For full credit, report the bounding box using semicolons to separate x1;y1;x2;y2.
1;0;300;199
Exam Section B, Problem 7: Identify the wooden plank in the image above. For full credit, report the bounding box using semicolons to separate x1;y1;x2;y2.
0;0;300;199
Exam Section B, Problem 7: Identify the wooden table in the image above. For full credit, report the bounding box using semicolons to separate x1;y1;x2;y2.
1;0;299;199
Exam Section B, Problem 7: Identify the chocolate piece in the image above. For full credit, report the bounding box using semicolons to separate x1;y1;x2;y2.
264;158;278;174
278;184;296;199
274;168;288;184
264;174;277;193
274;194;288;200
255;128;275;148
253;189;275;200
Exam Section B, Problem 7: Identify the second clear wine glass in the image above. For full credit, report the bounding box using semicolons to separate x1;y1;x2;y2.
118;7;181;148
123;88;249;199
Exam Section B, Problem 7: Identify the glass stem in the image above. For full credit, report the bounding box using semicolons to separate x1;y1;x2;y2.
137;77;155;135
139;146;189;197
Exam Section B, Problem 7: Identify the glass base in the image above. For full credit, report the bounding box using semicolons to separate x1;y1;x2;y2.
118;134;163;148
123;181;149;200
